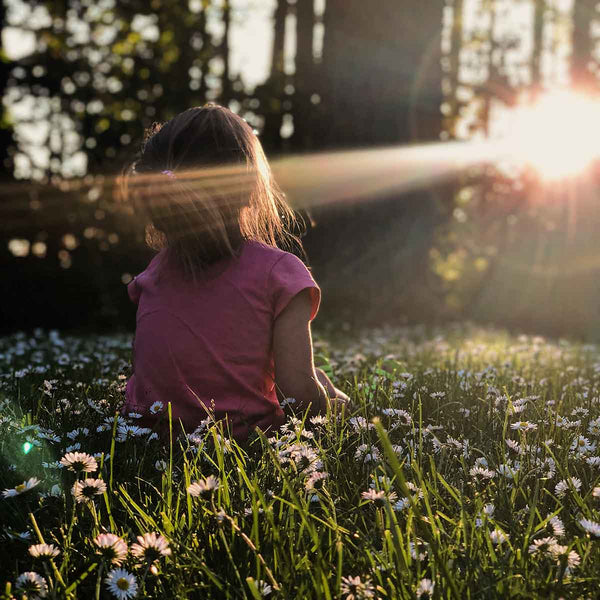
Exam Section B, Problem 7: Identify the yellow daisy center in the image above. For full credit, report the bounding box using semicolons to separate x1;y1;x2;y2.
117;578;130;590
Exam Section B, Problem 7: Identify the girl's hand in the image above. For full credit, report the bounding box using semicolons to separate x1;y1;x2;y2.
315;368;351;409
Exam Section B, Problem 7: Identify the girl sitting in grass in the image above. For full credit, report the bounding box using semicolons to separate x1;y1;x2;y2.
120;103;349;441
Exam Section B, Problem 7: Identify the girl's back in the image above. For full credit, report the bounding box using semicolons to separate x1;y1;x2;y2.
124;239;320;440
120;103;344;441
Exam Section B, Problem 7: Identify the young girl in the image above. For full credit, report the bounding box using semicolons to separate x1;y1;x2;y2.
121;103;349;442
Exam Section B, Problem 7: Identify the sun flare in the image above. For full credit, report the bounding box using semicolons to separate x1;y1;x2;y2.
501;90;600;180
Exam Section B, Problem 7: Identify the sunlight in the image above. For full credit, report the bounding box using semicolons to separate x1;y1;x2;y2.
501;91;600;180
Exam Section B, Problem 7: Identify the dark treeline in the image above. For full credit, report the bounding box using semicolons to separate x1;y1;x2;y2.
3;1;600;339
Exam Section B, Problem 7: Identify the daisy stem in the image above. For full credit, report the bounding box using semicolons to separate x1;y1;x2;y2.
29;512;69;592
139;563;151;593
95;561;104;600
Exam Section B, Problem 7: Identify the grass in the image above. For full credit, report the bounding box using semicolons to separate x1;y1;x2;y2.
1;322;600;599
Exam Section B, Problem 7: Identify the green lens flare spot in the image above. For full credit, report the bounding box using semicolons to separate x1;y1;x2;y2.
22;442;33;454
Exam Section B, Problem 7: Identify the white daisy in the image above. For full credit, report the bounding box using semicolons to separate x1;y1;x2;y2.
469;466;496;479
570;436;596;455
149;401;164;414
305;471;328;491
361;489;386;503
2;477;41;498
554;477;582;498
94;533;128;565
105;568;137;599
340;575;375;599
579;518;600;537
59;452;97;473
130;532;171;563
548;515;565;538
256;580;272;596
28;543;60;559
528;536;558;555
72;479;107;503
416;578;435;598
490;529;508;545
14;571;48;599
510;421;537;432
187;475;220;497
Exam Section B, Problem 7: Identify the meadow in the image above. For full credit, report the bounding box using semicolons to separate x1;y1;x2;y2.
1;323;600;599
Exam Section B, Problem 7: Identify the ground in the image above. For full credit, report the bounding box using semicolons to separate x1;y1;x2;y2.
1;323;600;599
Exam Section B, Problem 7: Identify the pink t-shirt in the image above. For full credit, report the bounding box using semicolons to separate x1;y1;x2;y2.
123;240;320;441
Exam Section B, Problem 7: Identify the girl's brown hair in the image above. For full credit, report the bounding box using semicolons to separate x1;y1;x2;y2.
120;103;306;281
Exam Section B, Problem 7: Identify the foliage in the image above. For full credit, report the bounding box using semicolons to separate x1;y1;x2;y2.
2;323;600;598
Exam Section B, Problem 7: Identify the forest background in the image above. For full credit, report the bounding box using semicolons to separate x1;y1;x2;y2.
2;0;600;339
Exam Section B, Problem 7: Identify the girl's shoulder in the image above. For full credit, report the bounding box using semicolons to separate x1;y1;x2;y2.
245;240;306;269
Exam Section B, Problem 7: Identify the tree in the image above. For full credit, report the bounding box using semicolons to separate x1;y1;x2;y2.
571;0;596;91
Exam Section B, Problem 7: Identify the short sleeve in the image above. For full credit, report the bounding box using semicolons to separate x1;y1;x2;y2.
269;253;321;321
127;277;141;305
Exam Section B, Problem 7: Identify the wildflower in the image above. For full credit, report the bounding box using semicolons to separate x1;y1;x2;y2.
340;575;375;600
2;477;41;498
14;571;48;599
528;536;559;555
416;578;434;598
155;460;167;472
94;533;128;565
215;509;227;523
588;417;600;436
130;532;171;563
72;479;107;503
105;568;138;599
309;414;328;425
381;408;412;426
510;421;537;432
187;475;220;497
355;444;380;463
554;477;582;498
483;503;495;517
579;518;600;537
505;439;521;453
490;529;508;545
59;452;97;473
66;427;89;440
393;497;410;511
127;412;143;419
586;456;600;466
305;471;328;491
469;466;496;480
593;487;600;498
548;515;565;538
290;444;321;471
497;463;517;479
28;544;60;559
361;489;386;504
409;541;428;560
116;424;151;441
149;401;164;414
348;416;374;431
256;580;272;596
571;436;596;455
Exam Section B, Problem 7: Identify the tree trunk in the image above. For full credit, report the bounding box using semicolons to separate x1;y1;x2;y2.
291;0;314;149
571;0;596;91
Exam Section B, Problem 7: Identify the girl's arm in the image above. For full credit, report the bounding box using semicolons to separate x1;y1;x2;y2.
273;289;330;416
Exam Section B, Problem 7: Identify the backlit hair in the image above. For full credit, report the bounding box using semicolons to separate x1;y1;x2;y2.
120;103;305;281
